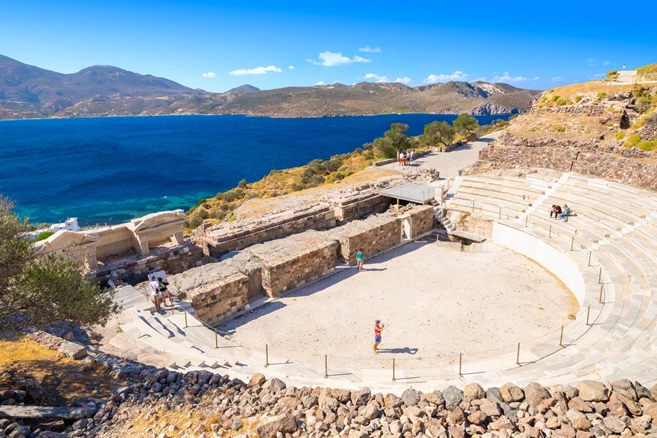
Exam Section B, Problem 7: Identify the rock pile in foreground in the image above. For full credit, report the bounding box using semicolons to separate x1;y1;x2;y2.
29;368;657;438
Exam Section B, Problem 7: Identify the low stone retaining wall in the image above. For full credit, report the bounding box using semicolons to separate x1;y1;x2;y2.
194;205;336;258
90;242;204;286
476;144;657;190
331;194;391;222
246;231;339;298
188;272;250;327
406;205;435;238
328;214;402;265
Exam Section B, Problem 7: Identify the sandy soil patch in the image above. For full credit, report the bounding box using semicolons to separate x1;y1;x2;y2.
222;240;578;369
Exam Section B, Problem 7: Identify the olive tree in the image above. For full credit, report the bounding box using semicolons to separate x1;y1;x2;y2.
420;121;456;148
0;197;118;328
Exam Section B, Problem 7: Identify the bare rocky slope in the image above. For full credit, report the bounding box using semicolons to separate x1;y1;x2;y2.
0;55;540;119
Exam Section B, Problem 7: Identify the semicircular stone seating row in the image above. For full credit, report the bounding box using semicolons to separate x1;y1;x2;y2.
105;170;657;392
449;171;657;388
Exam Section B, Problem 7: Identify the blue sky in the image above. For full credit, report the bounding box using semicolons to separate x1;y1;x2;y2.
1;0;655;93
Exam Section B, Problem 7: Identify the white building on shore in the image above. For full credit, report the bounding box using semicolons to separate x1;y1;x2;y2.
49;218;80;233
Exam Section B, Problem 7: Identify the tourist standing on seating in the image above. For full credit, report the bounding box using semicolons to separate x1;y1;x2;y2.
149;275;162;311
400;151;406;166
373;320;385;353
356;249;365;271
550;204;562;219
158;277;172;307
560;204;572;222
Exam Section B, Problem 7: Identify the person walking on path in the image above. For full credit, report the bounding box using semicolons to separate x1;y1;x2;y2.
149;275;162;311
373;320;385;353
356;249;365;271
158;277;173;307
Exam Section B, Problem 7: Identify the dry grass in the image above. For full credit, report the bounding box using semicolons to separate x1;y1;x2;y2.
0;330;134;405
549;82;635;98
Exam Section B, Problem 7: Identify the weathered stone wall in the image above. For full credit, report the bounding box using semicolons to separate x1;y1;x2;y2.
408;205;435;238
331;194;392;222
475;144;657;190
188;272;250;326
194;205;336;258
91;242;204;286
246;231;339;298
328;214;402;265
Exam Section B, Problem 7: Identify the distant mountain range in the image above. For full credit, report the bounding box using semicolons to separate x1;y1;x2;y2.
0;55;542;119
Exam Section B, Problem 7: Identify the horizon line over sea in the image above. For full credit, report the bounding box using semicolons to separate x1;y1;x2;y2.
0;113;509;226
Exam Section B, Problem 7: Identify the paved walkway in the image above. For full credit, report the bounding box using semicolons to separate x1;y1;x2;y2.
379;131;503;178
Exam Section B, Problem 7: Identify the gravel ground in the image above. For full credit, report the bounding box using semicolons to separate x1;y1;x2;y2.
222;240;578;369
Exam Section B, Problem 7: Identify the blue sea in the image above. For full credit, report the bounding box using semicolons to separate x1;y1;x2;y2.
0;114;508;226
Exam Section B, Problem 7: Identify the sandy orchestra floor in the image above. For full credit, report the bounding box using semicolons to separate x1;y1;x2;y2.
222;240;578;369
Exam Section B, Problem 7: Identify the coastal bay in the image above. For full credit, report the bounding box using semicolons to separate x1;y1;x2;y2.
0;113;507;226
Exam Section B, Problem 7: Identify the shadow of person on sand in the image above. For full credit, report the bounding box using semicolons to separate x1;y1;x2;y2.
377;347;419;355
362;267;387;272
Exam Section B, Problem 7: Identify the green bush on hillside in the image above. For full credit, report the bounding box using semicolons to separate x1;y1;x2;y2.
556;97;569;106
638;141;657;151
555;126;566;132
615;132;626;141
625;134;642;148
597;92;608;100
575;95;584;103
34;231;54;242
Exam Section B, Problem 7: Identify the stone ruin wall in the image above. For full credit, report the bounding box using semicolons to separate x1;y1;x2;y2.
472;144;657;191
194;205;337;259
330;194;391;222
246;232;339;298
407;205;435;239
173;205;436;326
188;272;250;327
91;242;204;286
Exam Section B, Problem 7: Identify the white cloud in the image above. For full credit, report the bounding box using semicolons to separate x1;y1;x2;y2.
493;72;539;83
315;81;325;86
202;72;217;78
228;65;282;76
423;71;469;83
307;51;370;67
602;60;611;66
365;73;389;83
288;65;295;70
395;77;412;84
359;45;382;53
552;76;562;82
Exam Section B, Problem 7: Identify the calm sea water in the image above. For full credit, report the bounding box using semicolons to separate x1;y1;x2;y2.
0;114;507;226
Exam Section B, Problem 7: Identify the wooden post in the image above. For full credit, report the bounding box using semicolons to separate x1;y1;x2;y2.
458;353;462;376
265;344;269;367
214;328;218;349
586;306;591;325
184;310;188;328
570;236;575;251
516;343;520;365
324;354;328;378
588;251;592;266
599;285;604;304
392;358;396;382
598;267;603;284
559;326;564;346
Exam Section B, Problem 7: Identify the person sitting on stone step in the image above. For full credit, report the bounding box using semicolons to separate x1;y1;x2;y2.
559;204;572;222
550;204;562;219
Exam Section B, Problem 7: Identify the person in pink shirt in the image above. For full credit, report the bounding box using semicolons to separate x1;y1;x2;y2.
373;319;385;353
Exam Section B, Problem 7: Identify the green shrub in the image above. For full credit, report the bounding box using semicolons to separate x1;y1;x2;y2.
551;95;561;103
584;128;591;134
597;92;608;99
638;140;657;151
528;127;536;132
196;198;207;207
615;131;626;140
237;179;248;188
227;214;237;223
34;231;54;242
575;95;584;103
555;126;566;132
625;134;642;147
556;97;569;106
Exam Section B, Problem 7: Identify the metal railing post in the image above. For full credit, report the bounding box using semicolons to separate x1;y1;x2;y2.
499;206;502;219
549;224;552;238
599;285;604;304
559;326;564;346
570;236;575;251
588;251;592;266
265;344;269;367
586;306;591;325
392;358;396;382
184;310;188;328
516;343;520;365
214;328;218;349
598;267;603;284
324;354;328;378
458;353;462;376
472;199;475;212
525;215;528;227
